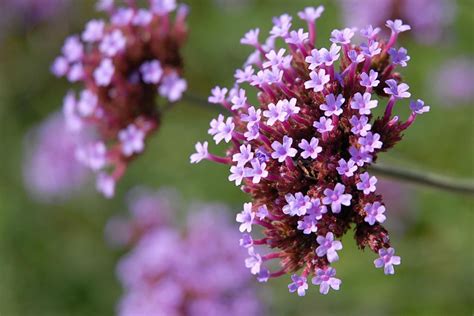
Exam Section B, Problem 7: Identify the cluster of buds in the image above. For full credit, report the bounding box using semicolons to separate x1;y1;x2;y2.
109;188;264;316
51;0;188;198
192;6;429;295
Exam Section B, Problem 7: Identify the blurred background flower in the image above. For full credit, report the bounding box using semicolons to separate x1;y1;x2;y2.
22;112;89;202
109;188;266;316
0;0;472;315
338;0;456;44
432;57;474;106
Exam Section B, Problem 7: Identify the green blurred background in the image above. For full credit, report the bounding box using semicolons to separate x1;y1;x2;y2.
0;0;473;315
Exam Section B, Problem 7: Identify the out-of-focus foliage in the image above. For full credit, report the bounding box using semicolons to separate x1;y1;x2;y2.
0;0;472;315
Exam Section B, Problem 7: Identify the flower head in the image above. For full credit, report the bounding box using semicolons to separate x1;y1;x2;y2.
193;6;425;295
52;1;188;197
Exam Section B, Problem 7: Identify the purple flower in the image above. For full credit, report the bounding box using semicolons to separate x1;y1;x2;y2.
360;70;380;88
245;247;262;274
280;98;300;119
410;99;430;114
307;45;341;69
316;232;343;263
322;183;352;213
241;107;262;125
159;72;187;102
82;19;105;42
111;8;134;25
298;6;324;23
348;50;365;64
100;30;127;57
23;113;87;202
96;172;115;198
75;141;107;171
256;205;269;220
304;69;330;92
114;191;264;315
270;14;292;38
241;28;260;47
140;60;163;84
306;49;322;70
349;115;371;136
235;66;255;83
283;192;312;216
62;36;83;62
288;274;308;296
271;136;297;162
67;64;84;82
229;165;246;186
132;9;153;26
233;144;254;166
360;41;381;58
213;117;235;144
118;124;145;157
358;132;383;152
263;49;289;69
360;25;381;39
330;28;355;44
313;117;334;133
94;58;115;86
77;89;98;117
51;56;69;77
386;19;411;34
190;141;209;164
240;233;254;248
208;86;228;104
298;137;322;159
297;215;318;234
150;0;177;15
433;58;474;104
384;79;411;99
285;28;309;45
374;247;401;275
350;92;378;115
247;159;268;183
356;172;377;195
336;158;358;177
389;47;410;67
312;267;341;295
349;146;373;166
320;93;345;116
364;202;386;225
236;202;255;232
231;88;247;110
263;101;286;126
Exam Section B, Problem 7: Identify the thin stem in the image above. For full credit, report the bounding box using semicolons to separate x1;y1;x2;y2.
370;163;474;195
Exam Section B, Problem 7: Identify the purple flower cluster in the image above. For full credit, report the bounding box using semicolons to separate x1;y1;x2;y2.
110;189;264;316
23;113;88;202
192;6;428;295
338;0;455;44
52;0;188;198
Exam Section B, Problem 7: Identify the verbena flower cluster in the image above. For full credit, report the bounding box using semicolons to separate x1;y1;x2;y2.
338;0;455;44
51;0;188;198
108;188;264;316
192;6;429;295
